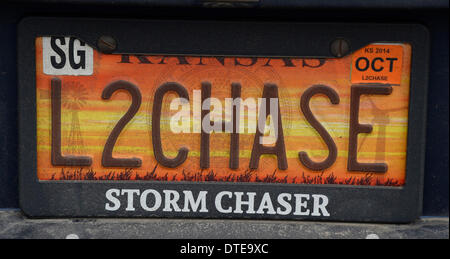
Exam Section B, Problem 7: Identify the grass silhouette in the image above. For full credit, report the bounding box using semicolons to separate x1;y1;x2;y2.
50;166;402;186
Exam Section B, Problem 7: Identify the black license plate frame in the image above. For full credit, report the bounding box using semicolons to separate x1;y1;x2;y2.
18;17;429;222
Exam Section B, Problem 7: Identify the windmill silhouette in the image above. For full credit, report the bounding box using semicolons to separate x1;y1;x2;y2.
61;81;88;154
358;96;407;162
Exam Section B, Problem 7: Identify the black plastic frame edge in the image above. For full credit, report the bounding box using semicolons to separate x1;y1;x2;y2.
18;17;429;222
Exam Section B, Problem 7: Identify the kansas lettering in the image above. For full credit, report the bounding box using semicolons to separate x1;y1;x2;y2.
118;55;327;68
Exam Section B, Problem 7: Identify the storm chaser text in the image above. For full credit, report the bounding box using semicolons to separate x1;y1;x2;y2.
105;189;330;217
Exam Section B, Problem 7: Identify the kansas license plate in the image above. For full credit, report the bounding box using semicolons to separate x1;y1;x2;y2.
36;38;410;186
19;18;428;221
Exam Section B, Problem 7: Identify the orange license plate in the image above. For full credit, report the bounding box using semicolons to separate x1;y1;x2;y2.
36;37;411;186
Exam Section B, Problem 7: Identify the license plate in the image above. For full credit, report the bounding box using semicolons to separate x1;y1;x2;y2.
19;18;428;221
36;39;410;186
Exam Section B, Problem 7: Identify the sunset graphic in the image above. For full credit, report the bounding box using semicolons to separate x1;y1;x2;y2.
36;37;411;186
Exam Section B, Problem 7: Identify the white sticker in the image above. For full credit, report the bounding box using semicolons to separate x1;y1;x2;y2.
42;36;93;75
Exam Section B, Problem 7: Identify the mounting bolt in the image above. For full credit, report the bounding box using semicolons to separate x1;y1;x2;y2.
97;35;117;54
330;38;350;58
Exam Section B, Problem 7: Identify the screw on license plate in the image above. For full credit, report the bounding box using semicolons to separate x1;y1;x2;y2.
97;35;117;54
330;38;350;58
